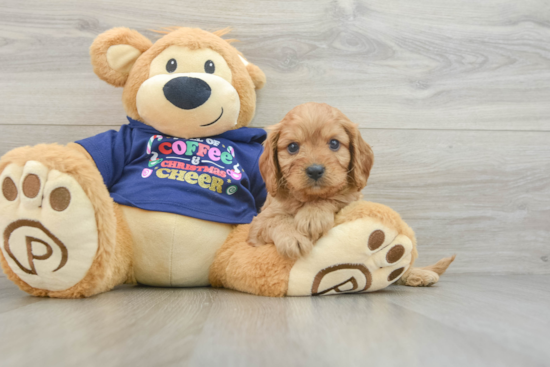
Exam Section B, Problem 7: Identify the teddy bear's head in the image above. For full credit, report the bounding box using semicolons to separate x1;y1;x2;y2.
90;27;266;138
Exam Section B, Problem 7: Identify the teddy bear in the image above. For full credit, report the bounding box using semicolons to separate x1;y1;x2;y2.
0;27;454;298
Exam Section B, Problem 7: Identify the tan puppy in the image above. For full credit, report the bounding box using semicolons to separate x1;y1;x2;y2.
248;102;374;258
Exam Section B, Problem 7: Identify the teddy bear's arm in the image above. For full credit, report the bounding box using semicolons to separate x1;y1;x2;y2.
76;128;132;189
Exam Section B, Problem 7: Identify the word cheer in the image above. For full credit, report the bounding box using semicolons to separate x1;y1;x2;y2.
156;168;225;193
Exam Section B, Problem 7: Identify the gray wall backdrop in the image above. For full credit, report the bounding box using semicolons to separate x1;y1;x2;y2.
1;0;549;274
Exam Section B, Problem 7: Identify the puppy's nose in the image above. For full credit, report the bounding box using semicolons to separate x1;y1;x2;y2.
163;76;211;110
306;164;325;180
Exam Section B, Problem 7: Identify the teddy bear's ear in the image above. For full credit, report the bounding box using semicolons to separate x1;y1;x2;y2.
90;27;152;87
238;55;266;90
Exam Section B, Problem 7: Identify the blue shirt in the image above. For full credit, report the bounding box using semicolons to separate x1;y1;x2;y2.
77;117;267;224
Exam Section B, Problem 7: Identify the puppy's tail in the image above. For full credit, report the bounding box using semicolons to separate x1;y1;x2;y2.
420;254;456;276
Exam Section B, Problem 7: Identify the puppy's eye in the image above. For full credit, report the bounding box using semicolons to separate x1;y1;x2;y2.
166;59;177;73
287;142;300;155
329;139;340;151
205;60;215;74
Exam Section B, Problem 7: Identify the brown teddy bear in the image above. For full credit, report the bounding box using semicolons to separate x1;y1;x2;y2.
0;27;453;298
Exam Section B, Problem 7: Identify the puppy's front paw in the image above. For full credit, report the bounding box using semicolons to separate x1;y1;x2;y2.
295;210;335;241
247;236;266;247
272;231;314;259
247;220;268;247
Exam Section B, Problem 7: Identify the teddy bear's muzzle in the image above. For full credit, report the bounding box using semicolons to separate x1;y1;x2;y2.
135;72;240;138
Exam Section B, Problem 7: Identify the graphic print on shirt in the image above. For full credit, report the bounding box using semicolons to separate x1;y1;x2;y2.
146;134;164;167
143;134;244;196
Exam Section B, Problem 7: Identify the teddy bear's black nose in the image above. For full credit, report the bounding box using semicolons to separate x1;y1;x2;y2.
163;77;211;110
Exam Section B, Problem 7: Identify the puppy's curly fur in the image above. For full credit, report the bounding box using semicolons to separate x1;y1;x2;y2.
248;102;374;259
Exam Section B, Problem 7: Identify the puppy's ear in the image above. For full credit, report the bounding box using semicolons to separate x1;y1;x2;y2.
259;125;282;197
344;120;374;191
90;27;152;87
238;55;266;90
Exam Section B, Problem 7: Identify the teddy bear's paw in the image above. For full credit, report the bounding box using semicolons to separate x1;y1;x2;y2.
286;217;413;296
0;161;98;292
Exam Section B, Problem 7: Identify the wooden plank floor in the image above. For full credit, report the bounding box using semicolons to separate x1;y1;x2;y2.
1;275;549;367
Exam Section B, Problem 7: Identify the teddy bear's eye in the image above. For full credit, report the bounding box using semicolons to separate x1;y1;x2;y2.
166;59;177;73
204;60;215;74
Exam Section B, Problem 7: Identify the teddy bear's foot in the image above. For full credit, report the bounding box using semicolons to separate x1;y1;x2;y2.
0;160;101;295
0;145;128;298
287;216;413;296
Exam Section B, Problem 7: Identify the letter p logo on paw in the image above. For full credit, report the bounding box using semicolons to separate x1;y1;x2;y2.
3;220;68;276
311;264;372;295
